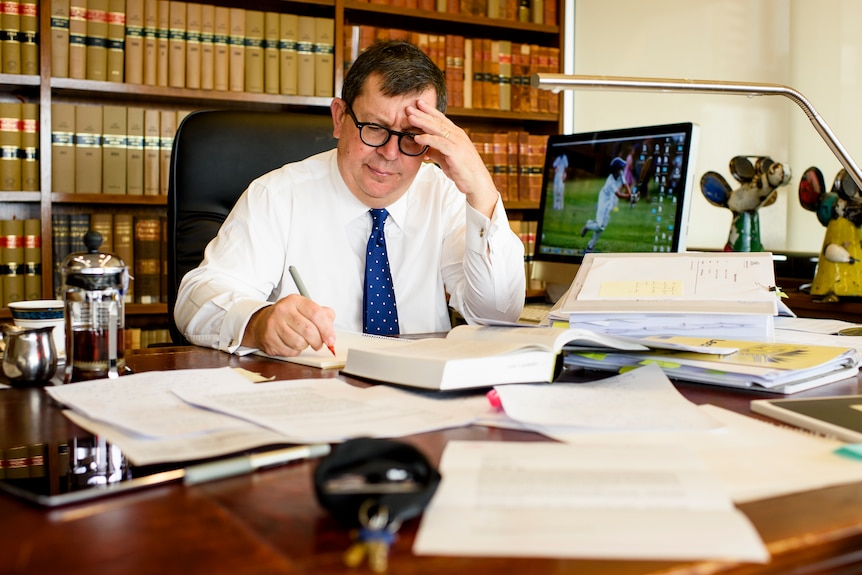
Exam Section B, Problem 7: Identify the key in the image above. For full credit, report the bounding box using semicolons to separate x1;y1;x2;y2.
343;501;401;572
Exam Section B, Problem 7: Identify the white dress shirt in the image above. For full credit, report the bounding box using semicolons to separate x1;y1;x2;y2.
175;149;526;353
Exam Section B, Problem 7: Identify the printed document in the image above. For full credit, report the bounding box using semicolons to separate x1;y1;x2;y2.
413;441;769;562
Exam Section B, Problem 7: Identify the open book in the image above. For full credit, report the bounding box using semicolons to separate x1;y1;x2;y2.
340;325;648;391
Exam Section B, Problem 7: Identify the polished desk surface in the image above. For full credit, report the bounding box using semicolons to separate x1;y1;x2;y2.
4;346;862;575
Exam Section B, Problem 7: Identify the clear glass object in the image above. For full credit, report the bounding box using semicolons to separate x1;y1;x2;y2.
62;230;129;383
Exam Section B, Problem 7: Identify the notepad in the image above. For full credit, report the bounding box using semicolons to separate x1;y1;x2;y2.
256;331;407;369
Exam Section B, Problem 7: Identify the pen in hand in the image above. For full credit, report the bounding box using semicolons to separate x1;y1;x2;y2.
288;265;336;356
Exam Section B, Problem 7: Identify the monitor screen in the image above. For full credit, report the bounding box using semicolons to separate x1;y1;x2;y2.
532;122;699;298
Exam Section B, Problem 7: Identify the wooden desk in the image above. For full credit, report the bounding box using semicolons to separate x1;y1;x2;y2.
3;346;862;575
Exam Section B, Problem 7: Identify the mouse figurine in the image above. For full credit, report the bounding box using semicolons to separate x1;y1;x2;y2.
701;155;791;251
798;167;862;302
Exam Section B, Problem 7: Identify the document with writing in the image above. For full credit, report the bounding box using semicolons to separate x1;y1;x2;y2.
413;441;769;562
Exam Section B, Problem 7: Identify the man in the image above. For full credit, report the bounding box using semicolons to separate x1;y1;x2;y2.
580;156;633;251
174;40;526;357
552;153;568;210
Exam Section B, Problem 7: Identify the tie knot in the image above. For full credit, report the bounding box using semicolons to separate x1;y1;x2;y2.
370;209;389;226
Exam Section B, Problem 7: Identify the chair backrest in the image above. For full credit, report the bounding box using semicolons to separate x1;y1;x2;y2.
167;108;337;344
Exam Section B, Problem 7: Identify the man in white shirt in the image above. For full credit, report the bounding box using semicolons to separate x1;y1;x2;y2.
175;40;526;357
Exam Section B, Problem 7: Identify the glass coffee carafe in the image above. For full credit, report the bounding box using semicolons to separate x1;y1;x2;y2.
62;230;129;383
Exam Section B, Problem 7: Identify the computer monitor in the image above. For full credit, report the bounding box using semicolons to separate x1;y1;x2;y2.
532;122;700;301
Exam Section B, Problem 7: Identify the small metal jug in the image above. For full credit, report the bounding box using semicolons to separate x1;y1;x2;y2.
2;325;58;384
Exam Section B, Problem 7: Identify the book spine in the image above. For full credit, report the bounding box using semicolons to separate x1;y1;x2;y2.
85;0;109;81
199;3;213;89
68;212;91;253
243;10;264;94
0;101;21;191
101;104;127;194
51;0;71;78
74;104;103;194
212;6;228;91
156;0;168;86
124;0;144;83
3;218;24;305
313;17;333;98
185;2;201;89
1;0;21;74
21;102;38;192
142;107;159;195
106;0;125;82
52;103;77;194
228;7;245;92
158;110;175;195
20;0;38;74
69;0;88;79
23;217;41;300
296;16;314;97
133;216;160;303
126;107;144;195
278;12;297;95
90;212;114;252
167;0;185;88
51;213;70;298
142;0;157;85
263;11;279;95
113;212;134;302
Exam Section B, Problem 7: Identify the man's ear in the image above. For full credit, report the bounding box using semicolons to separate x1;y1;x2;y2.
331;98;347;138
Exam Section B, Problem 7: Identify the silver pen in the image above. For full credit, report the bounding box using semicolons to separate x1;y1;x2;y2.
288;265;337;356
183;443;332;485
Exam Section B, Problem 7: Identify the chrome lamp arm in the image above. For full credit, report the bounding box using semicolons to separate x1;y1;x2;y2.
531;73;862;191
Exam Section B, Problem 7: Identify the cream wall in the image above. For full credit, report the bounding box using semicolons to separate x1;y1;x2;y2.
569;0;862;253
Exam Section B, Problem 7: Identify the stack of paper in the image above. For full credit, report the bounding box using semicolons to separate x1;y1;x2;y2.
564;335;860;394
549;252;786;340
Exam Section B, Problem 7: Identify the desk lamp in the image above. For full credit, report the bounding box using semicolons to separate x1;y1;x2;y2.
532;73;862;298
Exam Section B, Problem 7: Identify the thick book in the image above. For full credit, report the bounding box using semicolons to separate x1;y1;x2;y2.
184;2;201;89
106;0;126;82
69;0;88;79
125;0;144;83
143;107;160;195
313;17;334;97
90;212;114;252
156;0;169;87
74;104;103;194
20;0;38;75
167;0;186;88
2;218;24;305
228;7;245;92
101;104;127;194
21;102;38;191
85;0;109;81
51;213;71;298
295;16;315;96
1;0;21;74
243;10;264;93
158;110;175;195
199;3;214;89
0;101;21;191
213;6;230;91
23;218;41;300
341;325;648;391
126;107;144;194
751;395;862;443
51;0;71;78
142;0;157;84
113;213;134;302
133;216;161;303
263;11;280;95
278;12;297;95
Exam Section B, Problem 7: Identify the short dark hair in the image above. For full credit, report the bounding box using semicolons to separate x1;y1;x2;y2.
341;40;447;112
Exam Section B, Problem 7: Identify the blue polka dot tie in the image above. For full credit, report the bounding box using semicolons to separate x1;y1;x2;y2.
363;209;399;334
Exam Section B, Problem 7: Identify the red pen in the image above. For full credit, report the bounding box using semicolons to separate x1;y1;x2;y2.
289;265;337;357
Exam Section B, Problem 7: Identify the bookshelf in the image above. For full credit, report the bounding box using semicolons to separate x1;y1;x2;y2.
0;0;564;331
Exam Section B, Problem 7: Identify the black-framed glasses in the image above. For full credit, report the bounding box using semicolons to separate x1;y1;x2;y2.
344;104;429;157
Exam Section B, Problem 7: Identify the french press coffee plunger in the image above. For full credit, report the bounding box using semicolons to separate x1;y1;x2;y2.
62;230;129;383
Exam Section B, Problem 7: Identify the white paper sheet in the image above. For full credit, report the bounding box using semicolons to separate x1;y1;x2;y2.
413;441;769;562
493;363;720;431
172;377;486;442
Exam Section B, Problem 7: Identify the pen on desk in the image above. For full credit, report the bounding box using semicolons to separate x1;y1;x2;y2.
288;265;337;356
183;443;332;486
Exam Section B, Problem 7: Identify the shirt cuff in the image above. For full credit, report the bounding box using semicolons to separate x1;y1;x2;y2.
464;194;505;253
221;299;272;354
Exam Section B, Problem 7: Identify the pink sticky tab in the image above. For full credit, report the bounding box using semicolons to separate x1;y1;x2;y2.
486;388;502;410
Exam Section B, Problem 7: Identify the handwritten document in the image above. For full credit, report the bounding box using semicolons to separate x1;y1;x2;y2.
413;441;769;562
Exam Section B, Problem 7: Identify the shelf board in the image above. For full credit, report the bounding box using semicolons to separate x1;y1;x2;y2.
0;191;41;202
50;78;334;111
52;193;168;205
0;73;40;88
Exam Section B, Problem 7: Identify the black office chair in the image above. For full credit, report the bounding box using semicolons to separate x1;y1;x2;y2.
166;109;337;344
